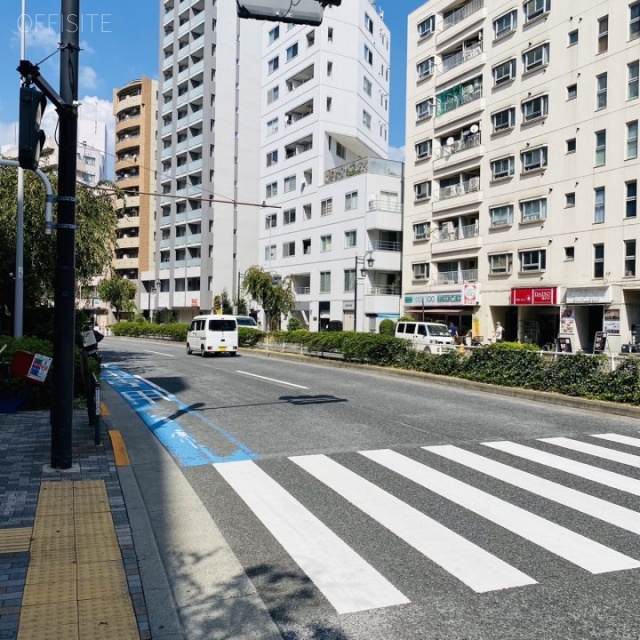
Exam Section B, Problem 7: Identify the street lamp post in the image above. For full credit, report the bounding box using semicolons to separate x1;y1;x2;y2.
353;250;374;332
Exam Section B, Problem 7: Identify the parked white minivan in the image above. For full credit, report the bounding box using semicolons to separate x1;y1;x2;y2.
395;321;455;353
187;314;238;357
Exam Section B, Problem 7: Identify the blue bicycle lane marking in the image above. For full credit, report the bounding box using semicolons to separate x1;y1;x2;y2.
103;365;258;467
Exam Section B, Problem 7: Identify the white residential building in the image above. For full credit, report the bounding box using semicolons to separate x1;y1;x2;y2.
404;0;640;351
147;0;262;322
257;0;403;332
76;120;107;186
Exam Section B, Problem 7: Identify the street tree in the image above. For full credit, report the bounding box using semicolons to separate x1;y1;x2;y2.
242;265;296;330
0;165;118;319
97;274;137;322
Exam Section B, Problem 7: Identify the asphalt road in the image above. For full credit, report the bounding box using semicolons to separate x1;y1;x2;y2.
102;336;640;640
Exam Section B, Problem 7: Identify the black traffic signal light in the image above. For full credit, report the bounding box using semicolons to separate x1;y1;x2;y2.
18;86;47;171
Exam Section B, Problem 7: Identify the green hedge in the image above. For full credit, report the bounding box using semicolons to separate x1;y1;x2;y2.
110;321;187;341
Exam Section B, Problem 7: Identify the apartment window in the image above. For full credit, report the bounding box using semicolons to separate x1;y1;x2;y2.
625;240;637;276
596;73;608;109
416;98;434;119
327;27;333;42
303;203;312;220
524;0;550;22
490;253;513;274
267;117;279;135
413;222;429;240
336;142;346;159
632;2;640;40
490;205;514;228
286;43;298;62
345;191;358;210
567;84;577;100
267;85;279;104
264;245;276;261
522;95;548;122
326;96;332;112
266;149;278;167
520;198;547;222
494;10;517;39
319;271;331;293
265;182;277;198
265;213;277;229
492;107;516;132
521;146;548;172
321;198;333;216
415;139;432;159
592;130;609;168
597;16;608;53
491;156;515;180
362;110;372;129
414;180;431;201
627;121;638;159
493;59;516;86
344;230;356;248
629;61;639;99
268;56;279;74
627;181;638;218
566;192;576;208
523;43;550;72
594;187;605;223
268;26;280;44
417;57;435;79
568;30;579;46
283;241;296;258
417;15;435;38
284;175;296;193
565;247;575;261
306;31;315;47
364;12;374;32
283;208;296;225
364;45;373;65
327;61;333;77
520;249;546;272
593;244;604;278
566;138;576;154
413;263;429;280
320;235;332;252
363;76;372;96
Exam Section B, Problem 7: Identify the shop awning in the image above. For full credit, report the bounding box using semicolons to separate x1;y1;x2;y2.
413;308;465;313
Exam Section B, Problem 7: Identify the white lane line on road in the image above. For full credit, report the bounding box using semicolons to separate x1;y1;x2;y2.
591;433;640;449
364;449;640;575
143;349;176;357
540;437;640;469
426;445;640;536
235;371;308;389
291;454;535;593
213;460;408;614
483;441;640;498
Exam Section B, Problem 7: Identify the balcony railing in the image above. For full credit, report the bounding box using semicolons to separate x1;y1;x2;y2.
442;0;484;31
436;85;482;117
433;222;479;243
294;286;310;295
371;240;402;252
441;41;483;73
324;157;403;185
436;132;481;159
436;177;480;200
368;199;403;213
367;285;401;296
436;269;478;284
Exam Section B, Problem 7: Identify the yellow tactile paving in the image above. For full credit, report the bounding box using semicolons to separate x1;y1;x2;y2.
16;479;141;640
108;430;131;466
0;527;32;553
100;401;110;417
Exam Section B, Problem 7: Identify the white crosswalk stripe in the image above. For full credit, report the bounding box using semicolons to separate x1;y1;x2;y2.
290;454;536;593
213;433;640;615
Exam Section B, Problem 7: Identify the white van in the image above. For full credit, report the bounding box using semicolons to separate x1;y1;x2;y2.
395;321;455;353
187;314;238;357
235;316;258;328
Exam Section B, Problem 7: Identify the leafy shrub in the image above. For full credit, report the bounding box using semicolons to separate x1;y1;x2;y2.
378;319;396;336
541;352;606;397
109;321;187;341
238;327;263;347
341;334;409;366
287;317;303;331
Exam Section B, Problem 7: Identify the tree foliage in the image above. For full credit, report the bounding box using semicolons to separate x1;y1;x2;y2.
242;265;296;330
0;166;118;318
97;275;137;321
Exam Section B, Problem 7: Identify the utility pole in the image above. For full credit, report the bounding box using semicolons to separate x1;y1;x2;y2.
51;0;80;469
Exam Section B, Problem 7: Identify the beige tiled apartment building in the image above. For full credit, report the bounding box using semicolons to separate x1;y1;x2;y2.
404;0;639;351
112;77;158;314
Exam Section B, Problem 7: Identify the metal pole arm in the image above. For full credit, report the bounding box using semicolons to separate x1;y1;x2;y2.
17;60;66;109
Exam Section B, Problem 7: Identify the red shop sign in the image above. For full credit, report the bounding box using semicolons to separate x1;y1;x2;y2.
510;287;557;305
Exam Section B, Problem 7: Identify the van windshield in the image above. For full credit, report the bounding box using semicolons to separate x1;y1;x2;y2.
429;324;451;337
236;317;257;327
209;319;236;332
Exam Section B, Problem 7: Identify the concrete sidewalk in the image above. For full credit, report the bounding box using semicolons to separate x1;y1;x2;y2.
0;385;281;640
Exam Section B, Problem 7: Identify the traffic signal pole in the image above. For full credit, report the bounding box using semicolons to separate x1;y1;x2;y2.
51;0;80;469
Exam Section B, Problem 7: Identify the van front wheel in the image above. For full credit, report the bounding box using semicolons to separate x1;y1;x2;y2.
186;343;192;355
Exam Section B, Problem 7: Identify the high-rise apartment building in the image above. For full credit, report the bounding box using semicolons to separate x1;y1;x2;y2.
258;0;403;332
404;0;640;351
149;0;262;322
77;120;108;186
113;77;158;310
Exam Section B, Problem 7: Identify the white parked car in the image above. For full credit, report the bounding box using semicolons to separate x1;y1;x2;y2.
395;321;455;353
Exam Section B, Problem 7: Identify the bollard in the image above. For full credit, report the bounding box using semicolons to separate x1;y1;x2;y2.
92;373;101;445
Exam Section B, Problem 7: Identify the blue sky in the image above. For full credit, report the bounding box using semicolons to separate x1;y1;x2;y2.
0;0;426;159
